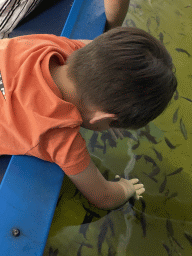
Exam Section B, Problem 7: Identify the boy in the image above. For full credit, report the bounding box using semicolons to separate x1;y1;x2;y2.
0;29;147;210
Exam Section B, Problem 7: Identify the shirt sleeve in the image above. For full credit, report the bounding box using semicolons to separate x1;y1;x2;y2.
26;126;91;176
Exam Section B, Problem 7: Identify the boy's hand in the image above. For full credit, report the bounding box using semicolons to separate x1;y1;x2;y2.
115;175;145;200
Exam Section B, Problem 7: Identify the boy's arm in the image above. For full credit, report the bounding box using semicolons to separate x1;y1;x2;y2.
68;159;144;210
104;0;130;30
68;159;126;210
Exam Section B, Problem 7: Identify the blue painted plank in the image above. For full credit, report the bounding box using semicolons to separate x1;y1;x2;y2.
61;0;106;39
0;155;64;255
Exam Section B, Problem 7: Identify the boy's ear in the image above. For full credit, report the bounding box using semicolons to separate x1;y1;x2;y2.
89;112;117;124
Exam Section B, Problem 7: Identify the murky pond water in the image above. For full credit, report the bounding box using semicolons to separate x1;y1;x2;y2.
44;0;192;255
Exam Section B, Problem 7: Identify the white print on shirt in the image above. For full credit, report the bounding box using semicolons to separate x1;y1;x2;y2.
0;72;6;100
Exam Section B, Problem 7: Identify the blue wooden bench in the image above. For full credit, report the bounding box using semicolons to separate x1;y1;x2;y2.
0;0;106;255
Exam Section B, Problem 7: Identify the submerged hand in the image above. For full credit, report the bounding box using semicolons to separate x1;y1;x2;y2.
115;175;145;200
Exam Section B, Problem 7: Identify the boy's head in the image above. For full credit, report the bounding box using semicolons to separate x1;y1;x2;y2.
65;26;177;131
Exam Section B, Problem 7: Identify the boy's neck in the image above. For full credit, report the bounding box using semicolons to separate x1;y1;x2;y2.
49;56;77;103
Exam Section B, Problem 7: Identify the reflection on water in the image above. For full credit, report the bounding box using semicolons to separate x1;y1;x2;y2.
44;0;192;255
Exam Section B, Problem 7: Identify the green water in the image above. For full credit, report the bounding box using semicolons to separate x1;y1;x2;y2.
44;0;192;255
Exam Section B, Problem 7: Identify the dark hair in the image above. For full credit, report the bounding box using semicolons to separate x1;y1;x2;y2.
66;26;177;130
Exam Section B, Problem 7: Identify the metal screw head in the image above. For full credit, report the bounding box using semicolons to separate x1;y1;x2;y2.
12;228;20;237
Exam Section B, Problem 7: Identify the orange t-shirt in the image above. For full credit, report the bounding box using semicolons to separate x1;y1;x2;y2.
0;34;91;175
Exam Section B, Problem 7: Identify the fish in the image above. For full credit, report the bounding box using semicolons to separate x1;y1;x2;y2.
164;137;176;149
79;223;90;239
173;107;179;123
108;128;118;141
181;96;192;102
180;118;188;140
101;132;117;149
162;243;172;256
171;236;184;250
132;140;140;150
97;217;110;254
184;5;191;8
89;131;99;152
174;89;179;100
94;145;105;150
49;247;59;256
129;3;137;8
129;3;142;9
184;232;192;246
143;172;158;183
108;247;116;256
146;18;151;33
159;175;167;193
82;204;102;219
175;10;182;16
126;18;137;28
165;189;169;196
136;4;142;9
92;143;106;154
159;32;164;44
152;147;163;161
141;198;146;212
148;166;161;177
166;192;178;200
143;155;157;167
130;19;137;27
121;202;134;214
139;130;159;144
79;210;95;239
103;141;107;154
166;167;183;177
145;124;151;133
166;218;174;237
178;33;186;36
110;128;124;140
77;242;93;256
156;16;160;28
125;19;130;27
108;217;115;236
135;154;143;161
175;48;191;57
121;130;138;141
140;212;147;237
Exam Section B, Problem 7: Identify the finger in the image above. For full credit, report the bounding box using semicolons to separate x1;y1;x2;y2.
130;178;140;184
134;184;145;189
138;188;145;194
